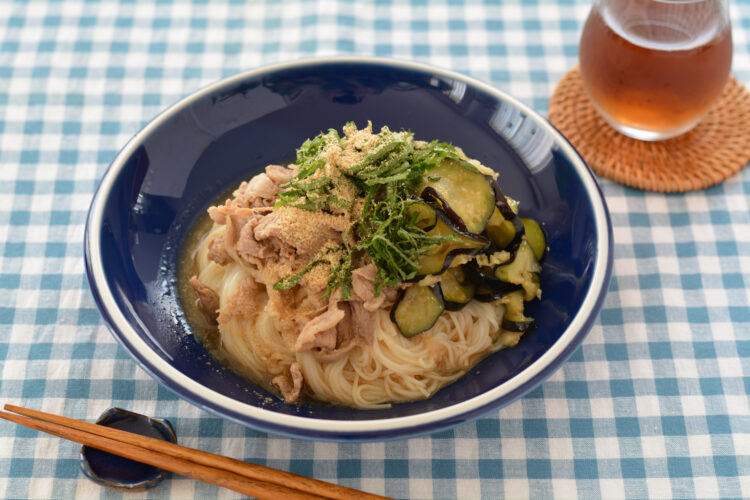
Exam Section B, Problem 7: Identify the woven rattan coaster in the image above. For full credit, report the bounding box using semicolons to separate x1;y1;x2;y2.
548;66;750;192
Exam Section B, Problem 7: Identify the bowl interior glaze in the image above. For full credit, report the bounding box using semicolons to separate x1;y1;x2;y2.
87;59;611;440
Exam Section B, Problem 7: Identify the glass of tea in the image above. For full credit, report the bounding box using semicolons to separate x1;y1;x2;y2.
579;0;733;141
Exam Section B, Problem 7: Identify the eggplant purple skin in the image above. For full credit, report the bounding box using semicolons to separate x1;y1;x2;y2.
488;179;526;253
464;264;521;295
502;217;526;256
389;284;445;336
474;287;522;302
406;196;437;232
440;278;476;311
535;222;549;264
420;182;494;235
443;298;470;311
490;179;517;221
407;209;489;282
421;186;461;228
396;178;540;325
501;318;535;333
411;176;523;284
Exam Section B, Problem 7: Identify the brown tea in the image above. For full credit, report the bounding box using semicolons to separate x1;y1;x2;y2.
579;0;732;140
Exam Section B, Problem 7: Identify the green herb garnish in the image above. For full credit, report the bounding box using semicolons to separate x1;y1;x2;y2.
274;123;461;296
276;129;350;212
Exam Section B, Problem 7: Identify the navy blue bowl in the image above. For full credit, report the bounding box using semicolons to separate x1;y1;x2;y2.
85;58;613;441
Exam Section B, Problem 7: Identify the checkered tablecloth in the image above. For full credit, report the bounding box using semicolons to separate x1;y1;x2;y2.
1;1;748;498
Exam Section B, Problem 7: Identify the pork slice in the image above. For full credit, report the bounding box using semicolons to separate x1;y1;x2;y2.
251;213;283;246
230;165;299;209
265;164;296;185
313;341;357;363
189;276;219;323
222;211;243;267
233;173;277;208
351;264;377;303
254;208;346;257
208;236;232;265
265;286;327;350
351;263;397;311
207;203;229;225
294;301;345;353
235;214;278;266
350;301;376;346
383;286;400;304
312;301;376;362
207;203;256;227
313;302;356;363
272;362;304;403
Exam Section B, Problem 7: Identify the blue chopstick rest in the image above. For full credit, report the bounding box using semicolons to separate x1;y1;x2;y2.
79;408;177;491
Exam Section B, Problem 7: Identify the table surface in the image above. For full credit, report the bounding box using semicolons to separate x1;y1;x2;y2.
1;1;749;499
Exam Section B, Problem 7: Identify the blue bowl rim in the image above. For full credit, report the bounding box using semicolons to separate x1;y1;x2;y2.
84;56;614;441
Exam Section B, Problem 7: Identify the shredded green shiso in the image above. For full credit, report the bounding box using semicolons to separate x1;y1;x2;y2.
273;123;471;298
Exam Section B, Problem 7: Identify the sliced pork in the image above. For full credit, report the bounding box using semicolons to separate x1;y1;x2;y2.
351;263;398;311
294;299;344;352
189;276;219;323
232;164;297;209
292;292;379;363
207;236;232;265
272;362;303;403
253;207;348;257
265;164;296;185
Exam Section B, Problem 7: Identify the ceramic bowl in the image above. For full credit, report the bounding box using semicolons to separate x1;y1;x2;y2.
85;58;613;441
79;408;176;490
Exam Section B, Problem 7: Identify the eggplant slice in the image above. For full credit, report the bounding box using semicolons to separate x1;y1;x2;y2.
501;318;535;332
465;264;523;302
489;179;518;220
439;266;477;310
520;217;547;261
391;285;445;337
501;290;536;332
416;210;488;277
406;198;438;231
389;170;543;338
485;207;522;250
487;179;525;252
494;240;541;301
417;159;496;234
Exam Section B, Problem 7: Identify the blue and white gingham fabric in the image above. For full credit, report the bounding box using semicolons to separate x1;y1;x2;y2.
1;1;749;498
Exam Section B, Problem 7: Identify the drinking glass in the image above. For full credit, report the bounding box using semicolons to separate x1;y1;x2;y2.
579;0;733;141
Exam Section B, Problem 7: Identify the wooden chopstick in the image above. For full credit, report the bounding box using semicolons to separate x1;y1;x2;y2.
0;409;319;500
2;405;390;500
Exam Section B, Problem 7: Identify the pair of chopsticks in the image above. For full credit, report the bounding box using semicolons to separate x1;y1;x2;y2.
0;405;389;500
